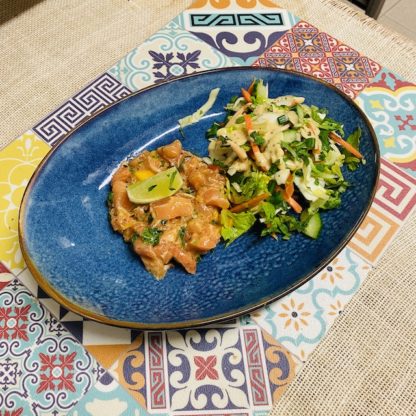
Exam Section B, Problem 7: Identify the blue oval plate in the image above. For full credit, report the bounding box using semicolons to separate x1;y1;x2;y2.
19;68;379;329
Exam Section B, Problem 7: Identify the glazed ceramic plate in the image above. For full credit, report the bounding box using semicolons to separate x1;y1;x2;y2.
20;68;379;329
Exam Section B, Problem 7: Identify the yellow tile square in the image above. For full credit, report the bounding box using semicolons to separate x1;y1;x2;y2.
0;132;50;273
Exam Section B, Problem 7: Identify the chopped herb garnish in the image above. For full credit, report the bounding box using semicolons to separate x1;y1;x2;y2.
206;122;221;138
107;191;114;204
250;131;265;146
168;170;178;190
236;116;245;124
178;226;186;247
148;184;157;192
131;233;139;243
277;115;288;125
218;135;228;144
141;227;162;246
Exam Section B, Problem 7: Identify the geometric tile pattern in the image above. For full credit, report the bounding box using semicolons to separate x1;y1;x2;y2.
375;158;416;221
348;204;401;265
253;20;382;99
0;262;14;292
252;248;371;361
347;158;415;265
355;69;416;177
184;1;297;64
67;371;150;416
0;279;103;415
0;132;50;274
16;267;138;370
109;325;296;414
33;73;132;146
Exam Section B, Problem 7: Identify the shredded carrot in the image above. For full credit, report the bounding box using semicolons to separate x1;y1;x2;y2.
285;174;294;199
230;193;270;213
276;185;303;214
241;88;252;103
244;114;253;132
329;132;363;159
286;196;303;214
250;142;260;154
247;80;256;95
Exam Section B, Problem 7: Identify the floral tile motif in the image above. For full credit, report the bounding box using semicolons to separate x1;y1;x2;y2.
183;0;297;64
32;73;132;147
0;279;103;415
251;248;371;361
109;18;237;92
109;325;296;414
67;372;150;416
253;20;382;98
355;69;416;177
0;132;50;274
16;267;137;370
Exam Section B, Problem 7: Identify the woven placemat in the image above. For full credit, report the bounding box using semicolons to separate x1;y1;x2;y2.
0;0;190;150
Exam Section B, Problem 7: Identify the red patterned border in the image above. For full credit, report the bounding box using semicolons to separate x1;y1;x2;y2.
147;332;167;410
253;20;381;98
242;328;269;406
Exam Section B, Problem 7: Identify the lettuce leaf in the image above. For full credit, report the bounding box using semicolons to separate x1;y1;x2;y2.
220;209;256;246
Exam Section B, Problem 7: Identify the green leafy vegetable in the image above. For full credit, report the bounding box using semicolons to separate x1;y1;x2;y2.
141;227;163;246
250;131;265;146
220;209;256;246
178;226;186;248
107;191;114;204
342;127;362;171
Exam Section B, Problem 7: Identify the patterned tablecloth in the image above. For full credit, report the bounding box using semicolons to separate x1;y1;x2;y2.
1;1;415;415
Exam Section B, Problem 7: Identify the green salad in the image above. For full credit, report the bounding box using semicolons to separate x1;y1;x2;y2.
206;79;365;245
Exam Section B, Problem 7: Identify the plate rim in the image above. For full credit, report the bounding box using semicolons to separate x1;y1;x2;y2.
19;66;381;329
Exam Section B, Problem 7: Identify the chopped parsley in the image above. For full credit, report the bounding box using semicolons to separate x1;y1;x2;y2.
169;170;178;190
148;184;157;192
178;226;186;247
250;131;265;146
141;227;162;246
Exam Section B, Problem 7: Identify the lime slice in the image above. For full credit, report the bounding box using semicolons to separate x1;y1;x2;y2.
127;166;183;204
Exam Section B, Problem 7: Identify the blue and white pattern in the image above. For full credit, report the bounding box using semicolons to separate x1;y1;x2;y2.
251;248;371;361
108;19;238;91
182;7;295;64
68;372;150;416
33;73;132;146
0;279;103;415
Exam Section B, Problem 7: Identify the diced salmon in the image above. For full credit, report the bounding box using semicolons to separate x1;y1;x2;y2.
150;196;194;220
111;166;131;184
187;220;221;251
158;140;182;162
133;239;167;280
110;142;229;279
171;246;197;274
188;170;207;190
198;187;230;209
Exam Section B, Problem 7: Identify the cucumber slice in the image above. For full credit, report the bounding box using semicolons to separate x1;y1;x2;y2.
282;129;297;142
302;212;322;239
